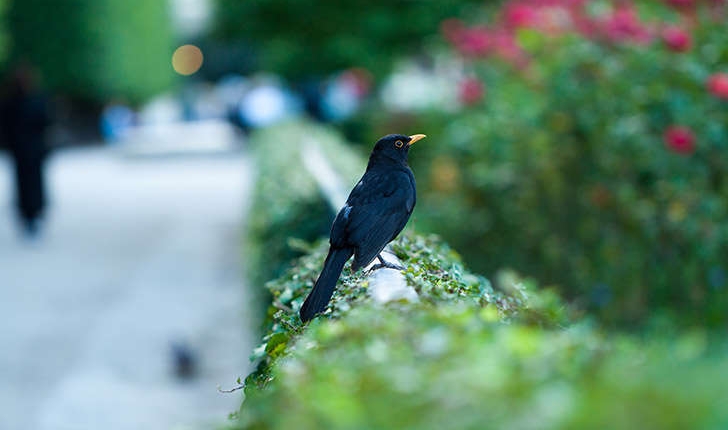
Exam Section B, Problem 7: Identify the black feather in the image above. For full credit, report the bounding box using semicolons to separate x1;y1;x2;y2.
299;134;418;322
300;248;353;322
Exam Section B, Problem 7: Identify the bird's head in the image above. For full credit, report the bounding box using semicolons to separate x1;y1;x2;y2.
370;133;426;164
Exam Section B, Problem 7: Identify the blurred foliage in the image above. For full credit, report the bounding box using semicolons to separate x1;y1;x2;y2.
229;233;727;430
246;121;365;288
7;0;175;103
0;0;8;64
361;0;728;325
211;0;482;80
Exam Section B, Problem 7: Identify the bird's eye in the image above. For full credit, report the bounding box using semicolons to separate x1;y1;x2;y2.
395;140;404;148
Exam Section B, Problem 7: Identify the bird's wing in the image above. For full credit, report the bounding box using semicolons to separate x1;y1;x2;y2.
335;169;415;269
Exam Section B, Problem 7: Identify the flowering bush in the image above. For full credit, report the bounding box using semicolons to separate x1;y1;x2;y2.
364;0;728;324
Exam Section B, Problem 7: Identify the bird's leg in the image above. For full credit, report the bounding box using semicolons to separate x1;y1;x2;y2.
368;254;405;272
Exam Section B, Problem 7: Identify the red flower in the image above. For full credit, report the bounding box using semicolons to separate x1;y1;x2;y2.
574;13;599;38
601;5;653;45
707;73;728;99
662;26;692;52
455;26;491;57
663;126;696;155
459;77;485;106
441;19;491;58
503;4;540;28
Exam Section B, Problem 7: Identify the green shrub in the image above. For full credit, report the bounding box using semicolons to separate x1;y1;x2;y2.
229;233;727;430
236;318;727;430
360;2;728;325
242;233;566;390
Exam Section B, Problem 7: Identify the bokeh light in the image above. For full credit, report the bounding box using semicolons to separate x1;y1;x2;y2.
171;44;203;75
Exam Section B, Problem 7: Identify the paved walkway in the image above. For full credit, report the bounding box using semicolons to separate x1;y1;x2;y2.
0;147;256;429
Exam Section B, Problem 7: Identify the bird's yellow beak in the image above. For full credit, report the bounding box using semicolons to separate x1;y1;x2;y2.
408;134;426;146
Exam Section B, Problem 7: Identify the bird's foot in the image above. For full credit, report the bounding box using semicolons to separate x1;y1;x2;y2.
368;255;405;272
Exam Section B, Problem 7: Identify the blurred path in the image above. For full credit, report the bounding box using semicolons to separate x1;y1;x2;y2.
0;147;255;430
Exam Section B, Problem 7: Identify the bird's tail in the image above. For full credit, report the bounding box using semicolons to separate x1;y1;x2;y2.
300;248;353;322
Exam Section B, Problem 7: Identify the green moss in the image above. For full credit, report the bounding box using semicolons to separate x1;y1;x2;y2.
240;231;568;398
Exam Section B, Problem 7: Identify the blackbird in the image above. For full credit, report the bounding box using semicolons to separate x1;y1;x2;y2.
300;133;425;322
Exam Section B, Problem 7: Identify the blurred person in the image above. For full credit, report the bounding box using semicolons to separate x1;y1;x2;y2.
0;63;52;237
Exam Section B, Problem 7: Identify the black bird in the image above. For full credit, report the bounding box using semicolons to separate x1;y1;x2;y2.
300;133;426;322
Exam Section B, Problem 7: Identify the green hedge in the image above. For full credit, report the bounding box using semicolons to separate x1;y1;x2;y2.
229;233;727;430
242;233;566;390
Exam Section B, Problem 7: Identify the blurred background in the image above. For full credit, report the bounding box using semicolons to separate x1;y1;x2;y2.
1;0;727;429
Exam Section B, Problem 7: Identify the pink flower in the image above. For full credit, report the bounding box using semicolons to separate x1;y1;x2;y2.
601;5;653;45
663;126;696;155
456;26;491;57
707;73;728;99
573;13;600;38
501;1;588;36
662;26;692;52
441;19;491;58
539;5;577;35
459;77;485;106
503;4;540;28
